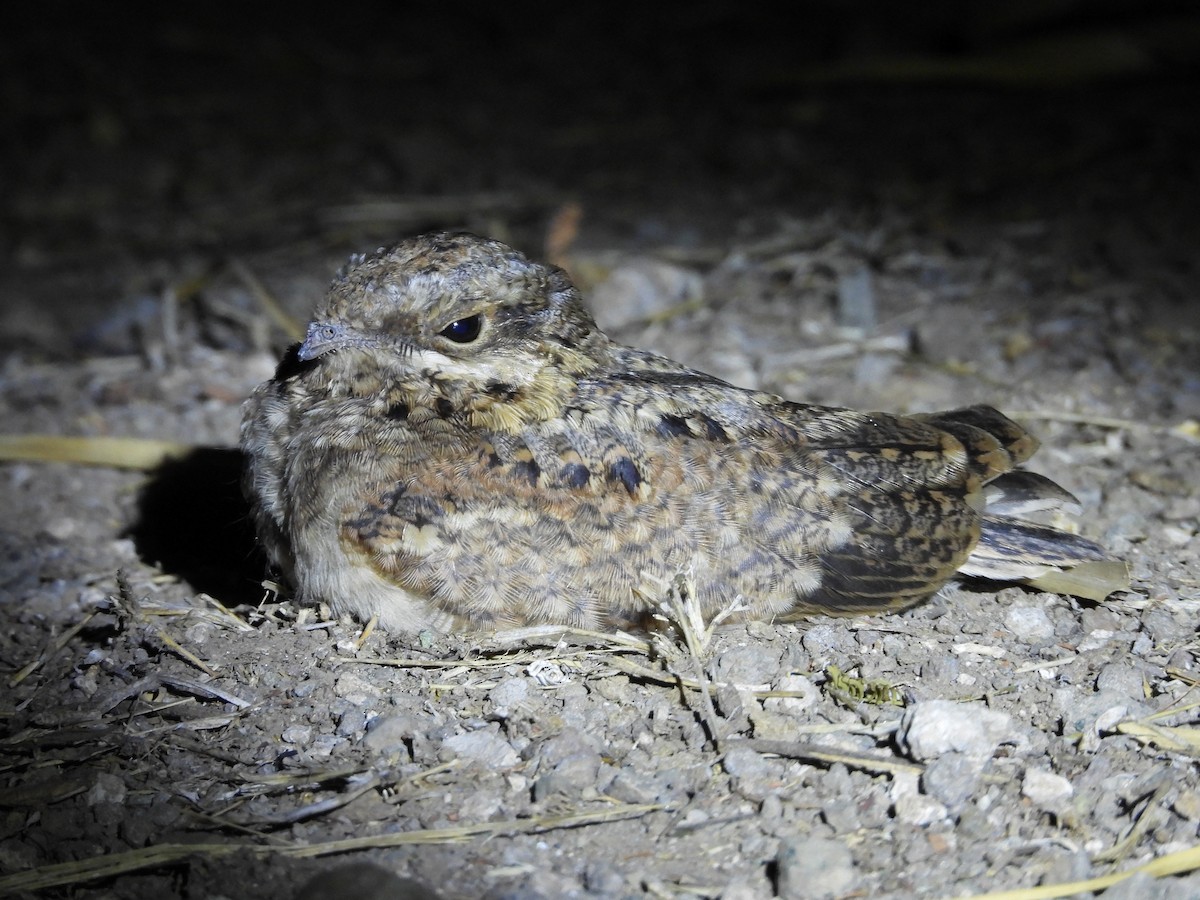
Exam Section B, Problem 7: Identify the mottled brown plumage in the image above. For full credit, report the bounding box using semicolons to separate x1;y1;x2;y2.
240;232;1119;632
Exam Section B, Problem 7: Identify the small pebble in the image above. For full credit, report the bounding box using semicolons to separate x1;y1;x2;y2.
1080;607;1122;634
718;880;760;900
760;793;783;822
1141;606;1193;645
776;835;856;899
281;725;313;745
713;682;743;719
333;673;383;705
1095;662;1146;700
606;768;661;804
488;676;530;717
920;654;960;682
1093;870;1158;900
536;727;597;768
336;707;367;737
714;644;781;686
1022;767;1074;810
922;752;983;811
533;752;601;800
43;517;78;540
1005;606;1056;644
1173;790;1200;822
291;680;319;700
441;729;519;768
363;714;424;754
891;770;949;826
800;624;851;660
836;263;876;332
583;862;627;895
592;675;632;703
85;772;126;807
1162;524;1195;547
764;674;818;716
307;734;342;759
722;745;769;780
898;700;1016;762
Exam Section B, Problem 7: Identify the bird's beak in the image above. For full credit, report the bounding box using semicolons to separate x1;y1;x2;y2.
298;321;364;360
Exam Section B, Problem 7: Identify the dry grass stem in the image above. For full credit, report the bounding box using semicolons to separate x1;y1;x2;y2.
0;434;192;469
230;257;304;340
957;843;1200;900
747;738;923;777
0;802;664;893
8;611;98;688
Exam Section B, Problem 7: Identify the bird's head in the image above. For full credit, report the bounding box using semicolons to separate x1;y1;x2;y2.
294;232;608;426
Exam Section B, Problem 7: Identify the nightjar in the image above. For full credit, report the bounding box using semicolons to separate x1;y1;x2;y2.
240;232;1123;632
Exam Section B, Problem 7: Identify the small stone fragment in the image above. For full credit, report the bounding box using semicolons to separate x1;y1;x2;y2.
921;752;983;811
281;724;313;744
85;772;126;807
488;676;530;718
714;644;781;686
776;835;857;899
533;751;601;800
891;770;950;826
363;713;424;754
1004;605;1056;644
764;673;818;716
441;729;518;768
333;673;383;705
1022;767;1074;811
1173;790;1200;822
722;745;769;780
897;700;1016;762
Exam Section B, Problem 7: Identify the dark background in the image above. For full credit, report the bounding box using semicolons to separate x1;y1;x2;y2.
2;1;1198;359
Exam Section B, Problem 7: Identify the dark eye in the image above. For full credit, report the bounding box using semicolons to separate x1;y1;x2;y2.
438;314;483;344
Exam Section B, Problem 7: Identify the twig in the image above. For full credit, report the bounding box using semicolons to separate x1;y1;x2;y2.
0;435;191;470
114;571;218;676
157;676;252;709
246;771;384;826
953;842;1200;900
747;738;923;777
1091;778;1173;865
648;572;733;749
489;624;653;653
774;332;912;367
8;611;98;687
1008;410;1199;442
0;802;664;892
230;257;304;341
354;614;378;650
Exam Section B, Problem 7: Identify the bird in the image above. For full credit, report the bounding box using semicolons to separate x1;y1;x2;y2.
240;232;1124;633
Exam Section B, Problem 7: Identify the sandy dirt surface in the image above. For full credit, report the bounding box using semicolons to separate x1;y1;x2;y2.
2;7;1199;899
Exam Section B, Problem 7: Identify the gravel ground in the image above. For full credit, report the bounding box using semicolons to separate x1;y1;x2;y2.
2;7;1199;899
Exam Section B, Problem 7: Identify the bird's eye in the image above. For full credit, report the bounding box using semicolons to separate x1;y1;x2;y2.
438;314;483;344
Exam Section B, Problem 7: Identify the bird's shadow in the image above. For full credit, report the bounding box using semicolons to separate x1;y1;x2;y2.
127;448;268;607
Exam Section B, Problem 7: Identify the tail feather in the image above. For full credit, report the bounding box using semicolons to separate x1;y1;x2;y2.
808;404;1127;608
919;408;1128;601
914;405;1039;480
961;513;1128;602
979;470;1082;517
